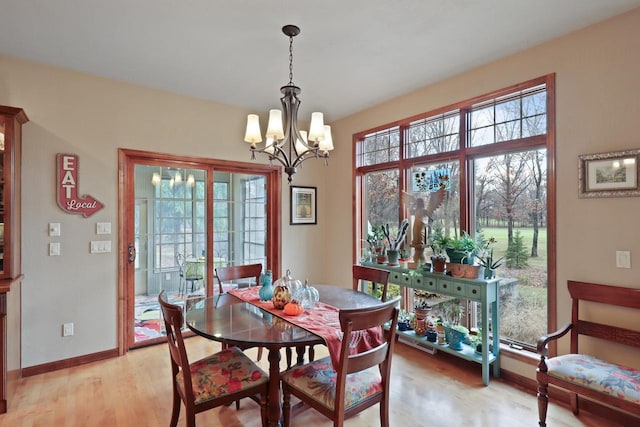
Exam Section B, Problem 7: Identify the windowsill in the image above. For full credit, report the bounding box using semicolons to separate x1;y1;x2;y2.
499;342;539;365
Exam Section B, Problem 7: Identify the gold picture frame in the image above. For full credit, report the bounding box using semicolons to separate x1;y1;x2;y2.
578;149;640;198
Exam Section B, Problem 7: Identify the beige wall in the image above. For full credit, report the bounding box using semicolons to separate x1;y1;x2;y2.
328;9;640;375
0;56;329;368
1;8;639;379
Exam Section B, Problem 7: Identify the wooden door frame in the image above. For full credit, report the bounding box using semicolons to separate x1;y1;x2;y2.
117;148;282;353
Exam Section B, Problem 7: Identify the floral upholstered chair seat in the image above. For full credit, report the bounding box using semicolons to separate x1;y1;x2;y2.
176;347;268;405
281;356;382;411
547;354;640;405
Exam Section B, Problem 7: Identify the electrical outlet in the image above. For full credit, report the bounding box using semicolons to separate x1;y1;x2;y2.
62;323;74;337
165;273;171;281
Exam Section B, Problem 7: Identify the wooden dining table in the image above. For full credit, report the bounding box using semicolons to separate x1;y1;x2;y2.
184;284;384;427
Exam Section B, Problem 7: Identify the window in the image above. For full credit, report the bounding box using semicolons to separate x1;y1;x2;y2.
211;172;268;267
355;75;554;350
213;179;230;262
243;176;266;264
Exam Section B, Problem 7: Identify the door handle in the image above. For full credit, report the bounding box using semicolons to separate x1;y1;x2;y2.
128;243;136;264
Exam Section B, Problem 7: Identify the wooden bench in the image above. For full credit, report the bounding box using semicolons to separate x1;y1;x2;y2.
536;280;640;426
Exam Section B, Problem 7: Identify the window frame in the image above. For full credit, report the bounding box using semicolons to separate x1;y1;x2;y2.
353;74;556;353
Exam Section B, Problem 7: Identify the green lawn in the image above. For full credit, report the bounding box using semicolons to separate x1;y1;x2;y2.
478;227;547;269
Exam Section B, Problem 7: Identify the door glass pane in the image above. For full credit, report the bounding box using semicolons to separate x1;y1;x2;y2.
133;165;207;344
212;171;267;268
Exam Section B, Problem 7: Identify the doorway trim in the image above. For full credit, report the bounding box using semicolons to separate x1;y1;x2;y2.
118;148;282;353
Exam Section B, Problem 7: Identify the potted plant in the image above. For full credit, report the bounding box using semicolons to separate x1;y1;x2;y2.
448;324;469;350
435;316;446;344
398;245;412;269
414;299;432;320
397;310;412;331
445;231;479;265
477;237;504;279
382;219;409;266
428;226;449;273
367;225;385;257
438;299;469;349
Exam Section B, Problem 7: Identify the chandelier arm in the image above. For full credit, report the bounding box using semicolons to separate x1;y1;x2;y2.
291;148;320;169
252;144;293;169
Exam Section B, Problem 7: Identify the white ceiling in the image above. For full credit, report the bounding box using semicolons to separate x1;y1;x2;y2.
1;1;639;122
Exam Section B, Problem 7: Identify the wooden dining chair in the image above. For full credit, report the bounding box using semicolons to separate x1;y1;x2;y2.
215;263;262;294
353;264;391;302
215;263;264;361
281;298;400;427
157;291;269;427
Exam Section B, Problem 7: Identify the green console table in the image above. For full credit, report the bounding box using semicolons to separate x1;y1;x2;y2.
361;262;500;385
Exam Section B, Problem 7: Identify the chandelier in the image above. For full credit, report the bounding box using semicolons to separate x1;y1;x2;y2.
244;25;334;183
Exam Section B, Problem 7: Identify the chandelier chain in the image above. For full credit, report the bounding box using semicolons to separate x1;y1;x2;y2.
288;34;294;85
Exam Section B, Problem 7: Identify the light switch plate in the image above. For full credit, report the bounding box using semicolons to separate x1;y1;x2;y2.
90;240;112;253
49;242;61;256
96;222;111;235
616;250;631;268
49;222;61;237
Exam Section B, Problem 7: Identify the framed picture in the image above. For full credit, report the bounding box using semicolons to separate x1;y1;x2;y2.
578;149;640;198
290;186;317;225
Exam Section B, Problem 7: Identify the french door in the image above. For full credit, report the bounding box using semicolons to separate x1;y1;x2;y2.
119;149;281;351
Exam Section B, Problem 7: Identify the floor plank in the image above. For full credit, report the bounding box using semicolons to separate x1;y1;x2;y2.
0;338;622;426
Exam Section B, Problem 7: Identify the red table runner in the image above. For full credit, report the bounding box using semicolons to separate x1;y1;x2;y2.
229;286;382;369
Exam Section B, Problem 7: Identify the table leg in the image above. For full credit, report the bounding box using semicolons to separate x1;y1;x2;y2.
267;347;282;427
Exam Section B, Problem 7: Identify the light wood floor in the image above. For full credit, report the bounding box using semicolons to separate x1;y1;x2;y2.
0;337;621;427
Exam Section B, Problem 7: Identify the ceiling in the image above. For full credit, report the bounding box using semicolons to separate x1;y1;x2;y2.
1;1;639;122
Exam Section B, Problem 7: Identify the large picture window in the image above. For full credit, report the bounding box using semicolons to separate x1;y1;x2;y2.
355;75;555;350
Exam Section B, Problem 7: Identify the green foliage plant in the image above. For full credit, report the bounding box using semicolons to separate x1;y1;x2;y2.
445;231;480;263
477;237;504;270
367;225;386;254
428;224;449;260
382;219;409;251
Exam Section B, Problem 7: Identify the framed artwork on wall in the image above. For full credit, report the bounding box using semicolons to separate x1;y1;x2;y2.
578;149;640;198
290;186;317;225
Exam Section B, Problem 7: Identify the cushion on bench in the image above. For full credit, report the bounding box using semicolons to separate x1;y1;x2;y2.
547;354;640;405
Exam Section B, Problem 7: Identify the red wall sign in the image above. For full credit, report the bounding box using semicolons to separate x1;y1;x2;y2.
56;153;104;218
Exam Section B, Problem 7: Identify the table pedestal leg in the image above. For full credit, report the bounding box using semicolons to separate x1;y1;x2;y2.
267;347;282;427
